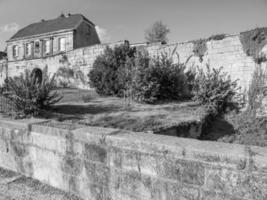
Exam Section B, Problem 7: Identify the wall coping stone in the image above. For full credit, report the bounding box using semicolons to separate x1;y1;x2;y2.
0;117;48;130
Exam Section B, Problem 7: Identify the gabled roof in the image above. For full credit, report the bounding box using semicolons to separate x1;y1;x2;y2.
8;14;94;41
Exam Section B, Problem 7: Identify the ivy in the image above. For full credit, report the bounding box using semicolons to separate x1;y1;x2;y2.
240;27;267;63
207;34;226;41
192;39;207;62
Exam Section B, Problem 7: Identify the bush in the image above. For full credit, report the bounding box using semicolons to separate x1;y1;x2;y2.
217;65;267;147
192;65;240;117
192;39;207;62
56;67;75;88
247;65;266;115
4;67;62;118
240;27;267;61
88;43;136;97
207;34;226;41
218;112;267;147
132;52;192;103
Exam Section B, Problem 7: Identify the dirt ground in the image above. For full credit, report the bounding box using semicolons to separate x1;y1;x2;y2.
44;88;207;133
0;167;83;200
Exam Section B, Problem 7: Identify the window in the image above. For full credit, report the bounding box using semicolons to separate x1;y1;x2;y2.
44;40;51;54
25;43;32;56
13;45;19;58
59;38;66;52
34;42;40;54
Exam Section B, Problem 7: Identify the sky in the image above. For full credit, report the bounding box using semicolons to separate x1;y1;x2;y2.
0;0;267;51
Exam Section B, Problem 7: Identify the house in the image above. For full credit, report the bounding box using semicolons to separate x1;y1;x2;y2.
6;13;100;62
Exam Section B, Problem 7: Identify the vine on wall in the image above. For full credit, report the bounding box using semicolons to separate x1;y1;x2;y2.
240;27;267;63
207;34;226;41
192;39;207;62
192;34;226;62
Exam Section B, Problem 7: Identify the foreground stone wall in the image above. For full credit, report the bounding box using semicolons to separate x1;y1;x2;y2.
0;118;266;200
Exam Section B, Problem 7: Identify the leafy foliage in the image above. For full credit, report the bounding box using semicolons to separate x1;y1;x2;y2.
74;70;86;85
207;34;226;41
192;65;240;117
218;112;267;147
192;39;207;62
131;52;192;103
145;21;170;44
240;27;267;61
4;67;62;117
56;67;75;88
88;43;136;97
247;65;266;115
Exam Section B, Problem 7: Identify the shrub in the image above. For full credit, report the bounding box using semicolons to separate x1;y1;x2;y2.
247;65;266;115
192;39;207;62
56;67;75;88
88;43;136;96
218;112;267;147
207;34;226;41
192;65;240;117
4;67;62;118
132;52;192;103
240;27;267;61
74;70;86;85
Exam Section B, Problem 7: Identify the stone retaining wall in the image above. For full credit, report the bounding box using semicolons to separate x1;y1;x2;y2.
7;41;125;89
5;31;267;91
0;118;266;200
145;34;267;92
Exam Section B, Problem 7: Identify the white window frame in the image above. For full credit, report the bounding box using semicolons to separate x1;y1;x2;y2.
13;45;19;58
25;43;32;56
44;40;51;54
59;38;66;52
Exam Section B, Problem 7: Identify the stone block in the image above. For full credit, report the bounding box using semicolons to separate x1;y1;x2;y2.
84;161;110;187
110;169;152;200
249;146;267;173
109;147;159;177
84;143;107;164
62;156;83;176
31;131;66;154
201;191;243;200
110;169;201;200
179;160;205;186
205;167;267;199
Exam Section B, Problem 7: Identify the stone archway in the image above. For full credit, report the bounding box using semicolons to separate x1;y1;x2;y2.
31;68;42;84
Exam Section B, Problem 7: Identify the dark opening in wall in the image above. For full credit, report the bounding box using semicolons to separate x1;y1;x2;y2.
31;68;42;84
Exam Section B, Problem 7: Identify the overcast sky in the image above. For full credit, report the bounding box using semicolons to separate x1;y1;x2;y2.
0;0;267;51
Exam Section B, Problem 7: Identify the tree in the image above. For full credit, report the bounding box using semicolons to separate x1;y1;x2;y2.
88;43;136;96
145;21;170;44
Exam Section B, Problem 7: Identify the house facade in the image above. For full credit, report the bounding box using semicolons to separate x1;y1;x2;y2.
2;14;101;88
6;14;100;62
